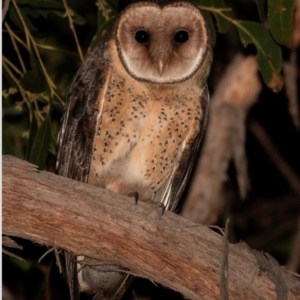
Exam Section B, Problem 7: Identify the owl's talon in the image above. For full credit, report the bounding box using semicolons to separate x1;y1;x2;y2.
128;192;139;208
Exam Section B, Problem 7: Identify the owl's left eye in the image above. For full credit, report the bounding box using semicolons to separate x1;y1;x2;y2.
174;30;189;44
135;30;149;44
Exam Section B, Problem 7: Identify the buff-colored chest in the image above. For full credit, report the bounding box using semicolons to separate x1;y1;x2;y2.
88;42;203;201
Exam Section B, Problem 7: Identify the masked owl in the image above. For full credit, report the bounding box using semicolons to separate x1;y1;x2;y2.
56;0;212;299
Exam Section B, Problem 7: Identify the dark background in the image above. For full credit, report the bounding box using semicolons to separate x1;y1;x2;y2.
2;0;300;299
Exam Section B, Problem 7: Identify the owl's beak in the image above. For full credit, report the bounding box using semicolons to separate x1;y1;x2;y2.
158;59;165;76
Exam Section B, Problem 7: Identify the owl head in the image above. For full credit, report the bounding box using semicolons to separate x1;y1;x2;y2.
115;1;212;84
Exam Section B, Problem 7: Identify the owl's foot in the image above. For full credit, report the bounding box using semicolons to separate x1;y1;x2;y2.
128;192;139;208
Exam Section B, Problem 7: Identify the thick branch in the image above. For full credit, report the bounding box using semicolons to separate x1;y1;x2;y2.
2;156;300;300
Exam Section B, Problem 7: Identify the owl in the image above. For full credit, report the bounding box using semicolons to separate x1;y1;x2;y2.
56;0;212;299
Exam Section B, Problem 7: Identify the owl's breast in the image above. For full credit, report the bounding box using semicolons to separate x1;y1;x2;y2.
89;72;203;201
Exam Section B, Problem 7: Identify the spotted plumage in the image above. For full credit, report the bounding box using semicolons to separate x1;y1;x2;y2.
56;1;212;299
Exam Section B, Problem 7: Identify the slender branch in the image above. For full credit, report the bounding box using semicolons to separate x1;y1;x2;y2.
62;0;84;62
2;59;31;116
11;0;64;105
4;22;27;73
3;155;300;300
3;55;23;76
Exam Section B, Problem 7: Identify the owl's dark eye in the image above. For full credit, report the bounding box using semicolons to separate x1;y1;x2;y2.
135;30;149;44
174;30;189;44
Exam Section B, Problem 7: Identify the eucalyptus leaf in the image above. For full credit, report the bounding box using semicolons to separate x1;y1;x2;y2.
28;113;51;169
197;0;230;33
71;11;86;26
88;17;116;51
268;0;294;48
17;0;64;10
7;6;23;32
26;115;38;160
20;70;47;93
254;0;266;22
236;20;283;92
20;51;47;93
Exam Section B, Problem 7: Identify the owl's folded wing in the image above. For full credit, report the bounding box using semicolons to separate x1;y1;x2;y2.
154;85;209;212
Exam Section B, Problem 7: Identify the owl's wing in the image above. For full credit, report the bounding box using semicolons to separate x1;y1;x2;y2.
56;42;110;181
56;43;110;300
155;85;209;212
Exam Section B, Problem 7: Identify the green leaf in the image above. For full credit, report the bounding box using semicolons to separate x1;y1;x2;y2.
268;0;294;48
17;0;64;10
236;20;283;92
20;51;47;93
202;10;217;46
28;113;51;169
7;5;23;32
17;0;64;22
254;0;266;22
20;70;47;93
71;11;86;26
26;115;38;160
88;17;116;51
196;0;230;33
97;0;116;27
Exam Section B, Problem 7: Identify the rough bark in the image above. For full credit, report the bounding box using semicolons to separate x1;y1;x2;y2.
2;155;300;300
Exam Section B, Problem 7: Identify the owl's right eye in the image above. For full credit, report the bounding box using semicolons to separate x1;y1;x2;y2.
135;30;149;44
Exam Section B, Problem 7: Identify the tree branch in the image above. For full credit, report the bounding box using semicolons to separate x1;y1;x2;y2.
2;155;300;300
